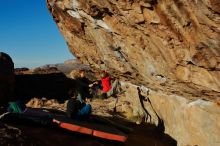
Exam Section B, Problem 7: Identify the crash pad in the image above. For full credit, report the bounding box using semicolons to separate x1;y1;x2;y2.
52;115;127;142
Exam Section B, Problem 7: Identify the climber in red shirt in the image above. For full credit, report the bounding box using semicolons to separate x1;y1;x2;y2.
91;70;121;99
101;73;112;93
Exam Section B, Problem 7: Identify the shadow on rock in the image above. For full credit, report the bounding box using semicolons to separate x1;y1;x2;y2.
14;73;75;103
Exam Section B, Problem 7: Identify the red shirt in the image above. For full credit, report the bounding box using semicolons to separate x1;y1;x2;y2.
101;76;112;92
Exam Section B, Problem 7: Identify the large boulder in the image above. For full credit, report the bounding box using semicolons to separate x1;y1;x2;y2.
47;0;220;92
0;52;14;105
47;0;220;146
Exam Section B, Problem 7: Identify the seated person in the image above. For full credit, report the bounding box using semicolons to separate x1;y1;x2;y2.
66;90;92;119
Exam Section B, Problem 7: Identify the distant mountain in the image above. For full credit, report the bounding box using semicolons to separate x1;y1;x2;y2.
40;59;90;74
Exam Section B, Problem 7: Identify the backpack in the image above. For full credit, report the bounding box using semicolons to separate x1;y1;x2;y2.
7;101;26;113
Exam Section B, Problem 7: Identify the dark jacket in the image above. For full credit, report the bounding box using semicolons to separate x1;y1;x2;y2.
74;77;92;99
66;98;85;118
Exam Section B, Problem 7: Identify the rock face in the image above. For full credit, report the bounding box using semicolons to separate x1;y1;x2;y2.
120;82;220;146
47;0;220;146
0;52;14;105
47;0;220;92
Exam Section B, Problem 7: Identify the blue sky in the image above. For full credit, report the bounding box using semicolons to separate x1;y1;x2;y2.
0;0;74;68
